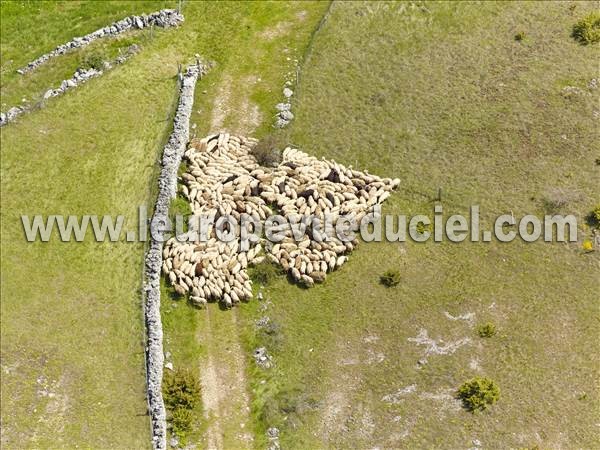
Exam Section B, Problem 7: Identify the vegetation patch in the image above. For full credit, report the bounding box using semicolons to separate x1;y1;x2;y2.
572;11;600;45
586;205;600;229
163;369;202;439
458;377;500;412
477;322;497;338
79;51;105;70
380;269;401;287
251;261;283;285
250;133;285;167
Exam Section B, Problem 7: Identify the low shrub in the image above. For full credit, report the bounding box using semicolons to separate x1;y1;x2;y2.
79;51;105;70
251;261;281;285
586;205;600;229
572;11;600;45
582;239;594;252
380;269;401;287
458;377;500;412
514;31;526;41
171;406;194;437
477;322;497;338
163;369;201;410
416;221;430;235
251;134;284;167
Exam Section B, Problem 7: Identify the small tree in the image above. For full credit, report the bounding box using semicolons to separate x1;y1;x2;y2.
458;377;500;412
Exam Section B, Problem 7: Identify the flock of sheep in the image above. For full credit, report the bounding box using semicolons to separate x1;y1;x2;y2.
162;133;399;307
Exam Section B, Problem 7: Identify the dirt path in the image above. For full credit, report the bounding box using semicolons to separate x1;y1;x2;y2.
198;306;253;450
198;71;264;449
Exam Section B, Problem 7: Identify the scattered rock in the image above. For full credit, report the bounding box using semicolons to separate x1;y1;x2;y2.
408;328;471;357
382;384;417;404
283;87;293;98
256;316;270;328
164;362;173;371
253;347;273;369
443;311;475;324
1;45;143;127
267;427;280;439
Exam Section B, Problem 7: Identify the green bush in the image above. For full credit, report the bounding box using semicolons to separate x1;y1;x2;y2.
514;31;526;41
251;134;284;167
251;261;281;285
163;369;201;410
380;269;401;287
458;377;500;412
477;322;497;338
171;406;194;437
586;205;600;228
572;11;600;45
79;51;105;70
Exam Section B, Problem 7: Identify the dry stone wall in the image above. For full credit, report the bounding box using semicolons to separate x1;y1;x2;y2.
16;9;183;75
144;62;207;450
0;45;140;128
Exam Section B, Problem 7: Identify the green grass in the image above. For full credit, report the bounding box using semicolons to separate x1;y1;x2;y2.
2;0;598;447
1;0;327;446
238;1;600;448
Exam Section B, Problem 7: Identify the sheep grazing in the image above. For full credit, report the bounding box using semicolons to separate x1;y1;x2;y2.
162;132;400;307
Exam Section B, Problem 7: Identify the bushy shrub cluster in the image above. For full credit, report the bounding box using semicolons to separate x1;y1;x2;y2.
251;261;282;285
79;51;105;70
380;269;401;287
251;134;284;167
572;11;600;45
458;377;500;412
586;205;600;229
477;322;497;338
163;369;201;437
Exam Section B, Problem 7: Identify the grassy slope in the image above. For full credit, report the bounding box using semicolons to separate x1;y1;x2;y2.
239;2;600;449
0;0;326;447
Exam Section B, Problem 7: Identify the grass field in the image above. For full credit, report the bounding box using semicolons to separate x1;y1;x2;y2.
1;0;326;446
1;0;598;448
236;1;600;448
